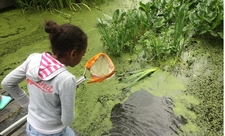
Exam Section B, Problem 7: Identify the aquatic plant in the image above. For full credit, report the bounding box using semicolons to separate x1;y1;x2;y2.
138;1;193;62
98;0;223;62
81;0;109;5
121;67;159;88
173;2;193;60
97;9;144;56
14;0;103;11
138;0;169;31
97;0;179;57
188;0;223;39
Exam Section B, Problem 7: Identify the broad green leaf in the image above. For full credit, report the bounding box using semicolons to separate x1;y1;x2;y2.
209;30;218;37
211;14;222;29
218;32;223;39
197;10;205;20
118;12;126;22
112;9;120;21
198;3;206;9
189;11;201;25
154;17;165;28
139;1;146;12
199;25;210;34
204;12;217;23
182;26;191;32
206;0;212;6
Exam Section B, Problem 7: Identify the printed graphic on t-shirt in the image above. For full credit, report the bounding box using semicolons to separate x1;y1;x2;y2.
26;77;53;93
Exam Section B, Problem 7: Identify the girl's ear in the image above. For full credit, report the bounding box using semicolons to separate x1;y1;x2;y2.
70;49;77;58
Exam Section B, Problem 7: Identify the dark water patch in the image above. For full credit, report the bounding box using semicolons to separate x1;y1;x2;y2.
108;89;187;136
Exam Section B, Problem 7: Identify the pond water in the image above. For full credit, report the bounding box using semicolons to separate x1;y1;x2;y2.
0;0;223;136
108;89;187;136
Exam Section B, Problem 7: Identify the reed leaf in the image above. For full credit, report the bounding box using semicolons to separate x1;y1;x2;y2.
79;3;91;11
122;67;159;88
14;0;92;11
69;4;77;11
58;0;64;8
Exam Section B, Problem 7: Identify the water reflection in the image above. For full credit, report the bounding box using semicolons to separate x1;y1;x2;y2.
109;89;187;136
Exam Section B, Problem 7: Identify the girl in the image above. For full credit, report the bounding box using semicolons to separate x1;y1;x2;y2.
1;20;87;136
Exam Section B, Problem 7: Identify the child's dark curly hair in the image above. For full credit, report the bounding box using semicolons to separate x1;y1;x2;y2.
45;20;87;58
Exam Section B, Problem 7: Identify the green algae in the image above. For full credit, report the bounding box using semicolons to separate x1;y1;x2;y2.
162;37;223;135
73;78;125;135
129;69;201;134
179;39;223;135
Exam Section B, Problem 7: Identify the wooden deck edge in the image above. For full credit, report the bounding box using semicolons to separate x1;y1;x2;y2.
1;89;28;136
0;0;15;9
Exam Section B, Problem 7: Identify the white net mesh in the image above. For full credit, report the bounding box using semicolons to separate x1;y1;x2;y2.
90;55;113;77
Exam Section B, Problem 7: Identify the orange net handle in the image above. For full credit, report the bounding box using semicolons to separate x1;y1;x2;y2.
85;52;103;69
85;52;115;83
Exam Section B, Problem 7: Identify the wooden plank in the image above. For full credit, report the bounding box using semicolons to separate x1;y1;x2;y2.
0;89;28;135
4;120;27;136
11;123;27;136
0;89;6;95
0;107;27;130
0;108;27;135
2;122;27;136
0;100;21;124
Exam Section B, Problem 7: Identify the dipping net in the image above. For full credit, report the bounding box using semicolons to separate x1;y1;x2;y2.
85;52;115;83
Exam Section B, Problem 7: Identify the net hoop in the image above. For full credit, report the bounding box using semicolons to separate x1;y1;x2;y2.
85;52;115;83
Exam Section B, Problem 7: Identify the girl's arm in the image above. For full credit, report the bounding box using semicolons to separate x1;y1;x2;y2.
1;60;29;108
59;76;76;126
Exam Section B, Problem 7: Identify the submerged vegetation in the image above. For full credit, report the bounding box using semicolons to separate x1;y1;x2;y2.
120;67;159;88
97;0;223;61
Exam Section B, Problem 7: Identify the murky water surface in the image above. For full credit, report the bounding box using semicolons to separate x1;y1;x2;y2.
0;0;223;136
109;89;186;136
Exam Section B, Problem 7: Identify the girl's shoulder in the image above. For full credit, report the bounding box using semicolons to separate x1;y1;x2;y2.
26;53;42;60
57;70;75;78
